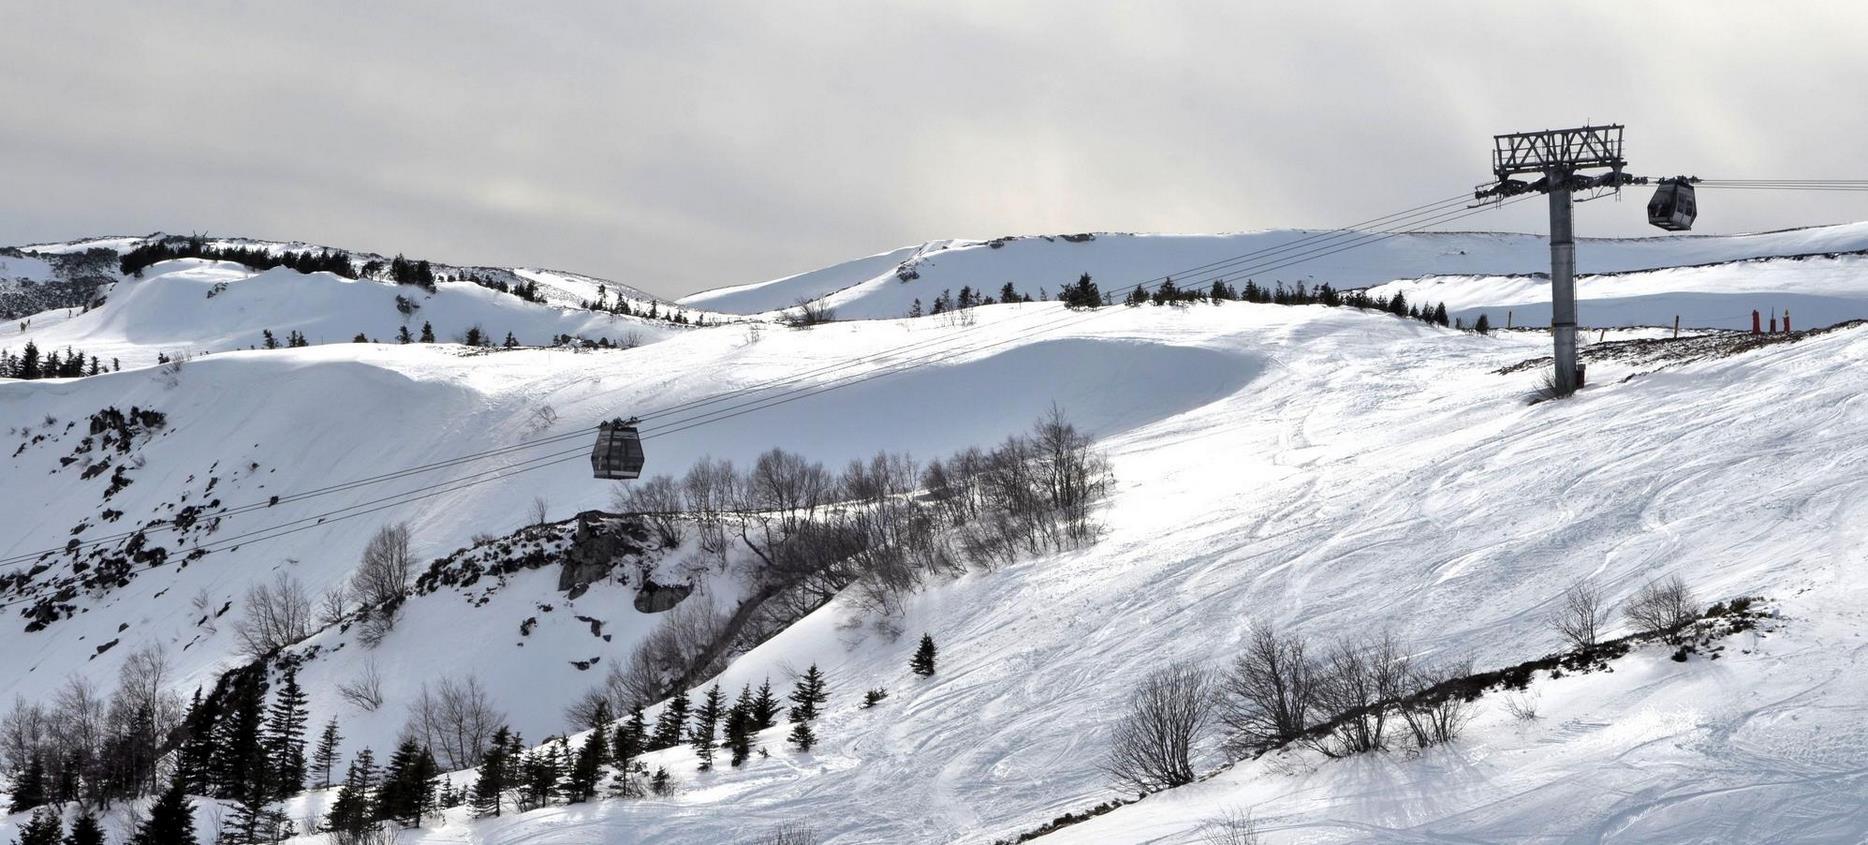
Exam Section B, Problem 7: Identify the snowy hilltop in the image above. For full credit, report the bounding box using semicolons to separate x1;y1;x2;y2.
2;226;1867;844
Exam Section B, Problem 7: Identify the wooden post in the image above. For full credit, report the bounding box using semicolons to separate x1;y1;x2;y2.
1673;315;1680;339
1507;310;1513;330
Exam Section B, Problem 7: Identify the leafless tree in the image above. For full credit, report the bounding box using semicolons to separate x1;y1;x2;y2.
339;659;386;712
1221;625;1316;755
1197;808;1261;845
683;457;739;569
751;823;817;845
235;571;313;657
1102;661;1217;792
0;696;49;772
529;496;550;527
353;523;415;644
1624;575;1698;641
191;587;219;633
1552;579;1607;650
781;297;835;328
1309;634;1409;757
1503;692;1540;722
317;585;350;627
614;474;684;547
1399;657;1474;749
409;675;505;769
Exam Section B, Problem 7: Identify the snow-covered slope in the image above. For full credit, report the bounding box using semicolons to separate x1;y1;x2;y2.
3;259;687;367
6;224;1868;844
679;223;1868;321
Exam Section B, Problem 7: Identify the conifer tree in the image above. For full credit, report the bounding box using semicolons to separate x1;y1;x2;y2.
264;669;310;797
15;808;61;845
691;685;724;771
751;679;781;730
503;331;519;349
375;739;438;829
788;665;829;723
564;724;606;802
312;717;342;789
907;299;923;318
725;687;753;767
132;779;197;845
419;322;435;343
324;749;377;837
787;718;816;753
8;752;46;812
64;810;105;845
397;325;413;344
1432;302;1450;327
649;767;672;796
262;330;278;350
651;689;689;750
471;727;512;818
1474;313;1492;334
211;667;269;800
911;633;938;677
612;705;647;769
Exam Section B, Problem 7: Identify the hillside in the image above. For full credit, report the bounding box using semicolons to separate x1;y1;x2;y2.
2;227;1866;844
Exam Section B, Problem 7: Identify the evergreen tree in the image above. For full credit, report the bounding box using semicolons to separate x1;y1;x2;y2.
563;725;605;803
177;689;219;795
463;326;484;347
1000;282;1019;304
397;325;413;344
650;689;689;750
262;330;277;350
725;685;754;766
649;767;672;797
324;749;377;838
470;727;511;818
787;718;816;753
503;331;518;349
211;667;269;800
907;298;923;318
131;780;197;845
863;688;889;708
1389;291;1409;316
690;685;724;771
911;633;938;677
19;341;40;379
751;679;781;731
8;752;46;812
64;810;104;845
375;739;438;828
612;705;647;769
1062;273;1103;308
1474;313;1492;334
788;665;829;723
419;321;435;343
312;718;342;789
1431;302;1450;327
15;808;61;845
264;669;310;797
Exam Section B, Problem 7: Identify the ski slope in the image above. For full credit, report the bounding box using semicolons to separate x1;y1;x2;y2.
677;223;1868;321
4;228;1868;843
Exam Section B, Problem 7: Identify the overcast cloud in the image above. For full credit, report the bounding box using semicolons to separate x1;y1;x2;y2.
4;1;1866;298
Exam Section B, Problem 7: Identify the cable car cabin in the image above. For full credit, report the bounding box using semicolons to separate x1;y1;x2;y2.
590;418;645;480
1647;178;1697;231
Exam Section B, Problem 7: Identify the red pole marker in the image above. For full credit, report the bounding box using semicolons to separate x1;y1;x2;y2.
1752;310;1761;335
1784;308;1791;333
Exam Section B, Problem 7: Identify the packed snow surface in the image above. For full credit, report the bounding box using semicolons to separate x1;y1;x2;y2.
4;224;1868;844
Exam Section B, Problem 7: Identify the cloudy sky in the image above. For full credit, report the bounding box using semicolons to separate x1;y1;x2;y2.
4;1;1866;298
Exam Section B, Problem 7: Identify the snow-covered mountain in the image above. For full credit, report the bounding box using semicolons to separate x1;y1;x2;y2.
3;225;1867;844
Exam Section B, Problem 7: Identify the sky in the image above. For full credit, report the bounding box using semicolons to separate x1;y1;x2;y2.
4;1;1867;299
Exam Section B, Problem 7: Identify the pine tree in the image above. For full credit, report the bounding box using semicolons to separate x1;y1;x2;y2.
691;685;724;771
132;779;197;845
64;810;105;845
1000;282;1019;303
177;689;219;795
503;331;519;349
262;330;277;350
375;739;438;829
651;689;689;750
419;321;435;343
8;752;46;812
911;633;938;677
264;668;310;797
907;298;923;318
612;705;647;769
751;679;781;731
1431;302;1450;327
787;718;816;753
471;727;511;818
397;325;413;344
1474;313;1492;334
211;667;270;799
725;685;754;766
788;665;829;723
563;724;605;802
15;808;61;845
312;718;342;789
463;326;483;347
649;767;672;796
324;749;377;837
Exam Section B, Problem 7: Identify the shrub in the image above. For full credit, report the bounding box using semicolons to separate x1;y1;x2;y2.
1625;575;1698;641
1102;662;1216;792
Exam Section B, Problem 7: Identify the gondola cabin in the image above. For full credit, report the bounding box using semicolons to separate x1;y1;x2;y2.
591;418;645;480
1647;178;1697;231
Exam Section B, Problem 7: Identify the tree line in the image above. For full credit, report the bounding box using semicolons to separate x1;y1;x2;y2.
0;342;119;379
119;237;359;280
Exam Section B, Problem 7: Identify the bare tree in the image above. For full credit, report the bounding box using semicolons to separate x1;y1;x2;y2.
408;675;505;769
751;823;817;845
1197;808;1261;845
338;659;386;712
781;297;835;328
191;587;219;633
1503;692;1540;722
613;474;684;547
234;571;313;657
353;523;415;644
529;496;550;528
683;457;739;569
1398;658;1475;749
1309;634;1409;757
1552;579;1607;650
1220;625;1316;755
317;585;350;627
1624;575;1698;641
1102;662;1217;792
